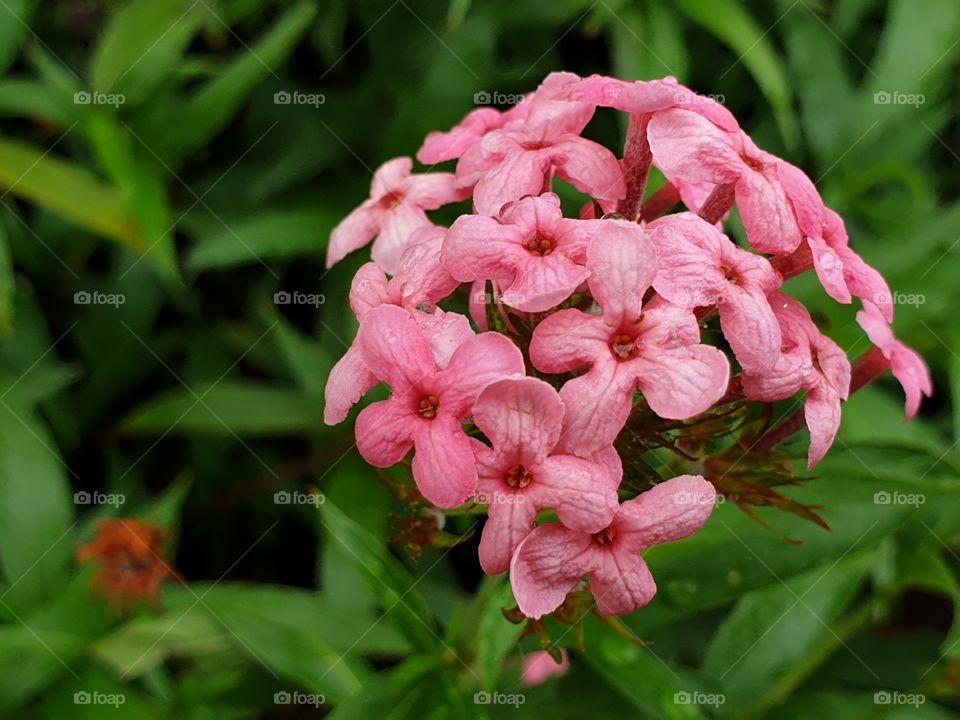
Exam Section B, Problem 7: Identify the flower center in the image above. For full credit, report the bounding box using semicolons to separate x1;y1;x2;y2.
741;154;765;172
722;265;740;285
611;333;636;359
377;191;404;210
417;395;439;419
520;139;549;151
504;464;533;489
525;233;555;256
592;525;616;545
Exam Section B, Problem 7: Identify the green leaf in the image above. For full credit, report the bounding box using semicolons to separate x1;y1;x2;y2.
0;0;35;73
167;0;318;158
186;207;336;271
703;552;872;716
273;316;334;399
0;397;73;610
474;578;521;686
0;79;72;125
91;0;204;105
673;0;798;148
319;499;438;653
0;222;12;334
0;137;144;251
122;380;327;436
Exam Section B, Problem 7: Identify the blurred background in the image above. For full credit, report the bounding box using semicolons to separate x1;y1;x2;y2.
0;0;958;717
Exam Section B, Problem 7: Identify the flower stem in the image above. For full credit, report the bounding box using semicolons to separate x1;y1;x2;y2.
698;182;736;225
617;114;652;221
640;182;680;221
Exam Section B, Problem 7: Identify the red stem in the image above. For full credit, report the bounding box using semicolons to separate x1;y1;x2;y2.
640;182;681;222
698;183;736;225
617;114;652;222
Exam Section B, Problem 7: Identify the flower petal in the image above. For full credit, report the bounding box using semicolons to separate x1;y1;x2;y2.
356;398;415;467
529;309;610;374
634;345;730;419
478;498;539;575
370;204;432;275
550;135;626;204
804;384;842;468
510;523;595;619
411;414;477;507
439;332;526;417
557;361;635;456
615;474;716;549
327;205;380;268
357;304;439;395
473;149;549;216
719;285;782;374
473;377;564;466
531;455;619;533
323;345;379;425
588;546;657;616
647;109;743;185
587;220;658;327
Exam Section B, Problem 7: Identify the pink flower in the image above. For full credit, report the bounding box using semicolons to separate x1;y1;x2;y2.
529;223;729;455
648;212;782;373
471;377;620;574
647;109;806;254
456;91;624;216
521;649;570;686
443;193;597;312
856;301;932;418
326;157;469;273
742;293;851;467
510;475;716;618
417;108;506;165
323;229;462;425
352;304;524;507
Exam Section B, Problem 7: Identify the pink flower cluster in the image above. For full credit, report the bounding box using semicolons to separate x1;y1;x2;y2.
323;72;931;618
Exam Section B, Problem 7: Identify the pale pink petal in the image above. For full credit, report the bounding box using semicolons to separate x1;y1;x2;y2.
469;279;490;331
439;333;526;417
585;445;623;489
478;499;539;575
356;398;415;467
356;304;438;395
891;344;933;419
587;220;658;327
588;545;657;616
502;255;590;312
838;245;893;322
736;168;802;254
350;264;392;320
813;333;851;401
557;362;635;456
804;385;842;468
394;227;460;306
647;109;743;185
615;474;716;549
323;345;379;425
473;149;550;216
550;136;626;204
411;414;477;507
719;285;781;373
370;204;432;275
521;649;570;687
615;78;739;131
529;310;610;374
371;157;413;197
741;348;808;401
417;108;503;165
572;74;631;107
472;377;564;466
634;345;730;419
404;171;471;208
777;161;825;239
442;213;527;282
648;212;726;307
414;309;474;369
327;205;380;268
510;523;595;619
807;236;852;304
530;455;619;533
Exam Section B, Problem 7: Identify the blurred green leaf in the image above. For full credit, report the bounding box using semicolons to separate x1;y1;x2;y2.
122;380;327;436
0;79;71;125
0;223;12;333
0;0;35;74
0;137;144;251
186;207;335;271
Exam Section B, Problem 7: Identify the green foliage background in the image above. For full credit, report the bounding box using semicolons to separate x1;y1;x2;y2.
0;0;958;717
